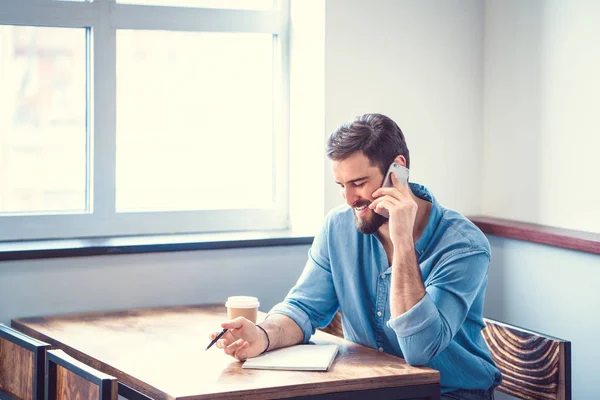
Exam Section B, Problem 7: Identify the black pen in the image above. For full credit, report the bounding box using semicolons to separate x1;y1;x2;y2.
206;328;228;351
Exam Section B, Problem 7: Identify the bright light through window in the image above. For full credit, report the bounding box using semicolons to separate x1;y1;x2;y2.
0;25;87;215
116;30;274;212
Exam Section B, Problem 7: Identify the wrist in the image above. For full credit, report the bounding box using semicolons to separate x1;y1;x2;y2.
393;240;414;253
256;324;270;354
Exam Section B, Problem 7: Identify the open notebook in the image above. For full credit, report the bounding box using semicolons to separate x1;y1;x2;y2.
242;344;339;372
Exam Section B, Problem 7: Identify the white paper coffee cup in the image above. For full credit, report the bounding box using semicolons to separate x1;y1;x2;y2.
225;296;260;324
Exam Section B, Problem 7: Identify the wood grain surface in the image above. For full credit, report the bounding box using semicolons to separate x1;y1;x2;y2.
48;349;118;400
12;304;439;400
482;319;571;400
0;337;34;400
56;364;100;400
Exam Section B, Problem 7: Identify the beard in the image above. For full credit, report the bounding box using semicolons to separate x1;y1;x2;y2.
353;200;387;234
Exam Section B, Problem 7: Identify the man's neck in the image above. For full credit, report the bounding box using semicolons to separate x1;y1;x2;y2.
377;191;432;251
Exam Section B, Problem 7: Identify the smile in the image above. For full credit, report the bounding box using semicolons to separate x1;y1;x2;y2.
354;205;370;217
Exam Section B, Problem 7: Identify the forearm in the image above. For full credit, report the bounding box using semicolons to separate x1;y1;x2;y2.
259;314;304;351
390;244;426;318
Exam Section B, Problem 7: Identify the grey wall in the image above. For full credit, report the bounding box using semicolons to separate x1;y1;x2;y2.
325;0;484;216
483;0;600;232
484;236;600;400
0;245;309;325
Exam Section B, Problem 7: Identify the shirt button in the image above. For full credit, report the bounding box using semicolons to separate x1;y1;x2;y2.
378;347;384;352
380;273;386;279
377;311;382;317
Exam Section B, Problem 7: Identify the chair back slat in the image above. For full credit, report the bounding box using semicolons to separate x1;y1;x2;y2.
56;365;101;400
482;318;571;400
0;324;50;400
0;336;34;400
46;349;117;400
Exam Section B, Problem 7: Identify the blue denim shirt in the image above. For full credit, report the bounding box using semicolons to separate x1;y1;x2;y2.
269;183;502;393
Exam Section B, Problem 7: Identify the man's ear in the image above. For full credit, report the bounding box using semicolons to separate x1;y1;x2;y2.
393;155;408;168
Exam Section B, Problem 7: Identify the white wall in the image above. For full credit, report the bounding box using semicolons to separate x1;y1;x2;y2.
484;236;600;400
0;246;308;325
483;0;600;233
324;0;485;215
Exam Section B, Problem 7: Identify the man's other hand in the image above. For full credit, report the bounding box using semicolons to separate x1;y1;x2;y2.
208;317;268;361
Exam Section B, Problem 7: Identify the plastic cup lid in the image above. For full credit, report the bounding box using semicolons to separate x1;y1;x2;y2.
225;296;260;308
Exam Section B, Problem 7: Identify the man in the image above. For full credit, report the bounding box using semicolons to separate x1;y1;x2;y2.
209;113;502;399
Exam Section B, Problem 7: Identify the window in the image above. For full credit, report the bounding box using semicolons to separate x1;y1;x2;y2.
0;26;87;215
0;0;289;241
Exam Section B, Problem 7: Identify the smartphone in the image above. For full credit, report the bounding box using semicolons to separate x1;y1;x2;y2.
375;163;410;218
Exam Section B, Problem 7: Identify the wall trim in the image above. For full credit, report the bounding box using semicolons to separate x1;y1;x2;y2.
469;216;600;255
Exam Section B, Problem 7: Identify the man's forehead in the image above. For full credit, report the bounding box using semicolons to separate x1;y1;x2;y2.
333;152;375;168
332;155;380;182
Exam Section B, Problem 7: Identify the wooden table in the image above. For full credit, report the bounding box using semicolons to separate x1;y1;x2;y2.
12;304;440;400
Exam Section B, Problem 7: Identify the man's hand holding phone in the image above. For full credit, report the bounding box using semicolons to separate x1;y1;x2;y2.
375;163;410;220
370;164;418;249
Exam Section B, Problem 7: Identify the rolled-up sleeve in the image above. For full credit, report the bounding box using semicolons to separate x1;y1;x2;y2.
269;215;339;343
386;250;490;366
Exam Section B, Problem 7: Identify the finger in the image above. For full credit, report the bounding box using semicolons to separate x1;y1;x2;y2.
372;200;393;214
234;341;250;361
215;330;236;347
209;329;231;340
368;196;384;209
369;195;398;210
372;186;408;199
221;317;248;331
216;338;230;349
224;338;247;356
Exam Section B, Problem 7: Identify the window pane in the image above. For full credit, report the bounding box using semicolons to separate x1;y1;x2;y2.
0;26;87;215
116;30;274;212
116;0;273;10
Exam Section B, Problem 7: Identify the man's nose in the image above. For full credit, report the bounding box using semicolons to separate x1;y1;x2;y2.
343;187;359;205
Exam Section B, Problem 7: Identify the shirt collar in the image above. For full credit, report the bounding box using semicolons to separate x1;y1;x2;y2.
410;182;442;256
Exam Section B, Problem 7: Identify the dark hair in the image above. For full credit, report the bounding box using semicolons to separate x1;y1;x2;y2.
326;113;410;175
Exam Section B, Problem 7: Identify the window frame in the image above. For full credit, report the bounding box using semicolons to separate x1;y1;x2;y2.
0;0;290;241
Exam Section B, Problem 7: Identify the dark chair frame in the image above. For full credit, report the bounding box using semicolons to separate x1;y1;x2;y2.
0;324;50;400
45;349;116;400
118;383;154;400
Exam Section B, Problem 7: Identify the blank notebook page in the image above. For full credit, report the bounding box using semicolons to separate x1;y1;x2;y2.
242;344;339;371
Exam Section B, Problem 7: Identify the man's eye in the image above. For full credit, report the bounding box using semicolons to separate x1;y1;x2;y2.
353;182;366;187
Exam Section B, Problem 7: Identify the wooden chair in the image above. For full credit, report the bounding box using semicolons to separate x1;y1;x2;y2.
45;349;117;400
319;310;344;338
0;323;50;400
322;313;572;400
482;318;571;400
